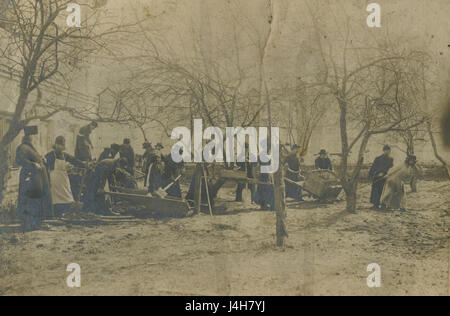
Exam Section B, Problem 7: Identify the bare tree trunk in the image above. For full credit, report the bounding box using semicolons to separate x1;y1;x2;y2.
258;0;288;247
0;123;24;206
273;167;287;247
410;172;418;193
407;135;418;192
341;131;370;214
427;121;450;178
409;168;418;192
0;145;10;206
193;164;202;214
345;187;357;213
0;88;31;205
337;99;358;213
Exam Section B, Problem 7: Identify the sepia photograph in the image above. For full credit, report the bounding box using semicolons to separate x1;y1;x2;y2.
0;0;449;300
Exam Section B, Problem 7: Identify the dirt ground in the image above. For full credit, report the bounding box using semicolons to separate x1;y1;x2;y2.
0;180;448;296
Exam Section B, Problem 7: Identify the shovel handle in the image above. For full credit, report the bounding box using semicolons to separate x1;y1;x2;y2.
163;175;182;191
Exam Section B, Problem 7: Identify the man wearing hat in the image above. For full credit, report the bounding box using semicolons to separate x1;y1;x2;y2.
45;136;85;216
154;142;164;154
15;126;53;231
315;149;333;171
75;121;98;162
98;143;121;162
368;145;394;209
73;122;97;201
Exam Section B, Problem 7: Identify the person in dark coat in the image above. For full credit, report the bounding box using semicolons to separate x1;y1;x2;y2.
98;143;120;161
119;138;135;175
315;149;333;170
73;122;97;201
144;143;164;187
74;121;97;162
162;152;184;198
45;136;85;216
369;145;394;209
153;143;164;161
16;126;53;231
98;147;111;162
284;145;304;201
147;155;181;198
82;158;127;215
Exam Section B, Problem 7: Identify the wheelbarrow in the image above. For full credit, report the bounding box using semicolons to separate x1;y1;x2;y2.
104;186;191;217
302;170;343;202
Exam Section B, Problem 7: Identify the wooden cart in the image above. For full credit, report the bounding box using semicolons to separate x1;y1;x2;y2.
104;187;191;217
302;170;343;202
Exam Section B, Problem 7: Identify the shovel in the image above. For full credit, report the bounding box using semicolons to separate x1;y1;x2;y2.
154;175;182;198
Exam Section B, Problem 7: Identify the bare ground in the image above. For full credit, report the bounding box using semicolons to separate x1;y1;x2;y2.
0;180;448;296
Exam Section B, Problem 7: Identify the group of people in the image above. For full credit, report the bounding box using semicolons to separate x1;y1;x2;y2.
16;125;89;231
14;119;419;231
231;144;334;211
143;142;184;199
14;122;154;231
369;145;418;211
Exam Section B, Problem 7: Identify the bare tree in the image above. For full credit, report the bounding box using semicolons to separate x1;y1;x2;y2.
0;0;136;203
113;12;265;131
274;81;330;156
442;101;450;148
309;12;427;213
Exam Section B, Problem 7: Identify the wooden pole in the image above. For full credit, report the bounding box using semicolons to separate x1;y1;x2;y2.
273;164;288;247
194;165;202;215
202;164;214;217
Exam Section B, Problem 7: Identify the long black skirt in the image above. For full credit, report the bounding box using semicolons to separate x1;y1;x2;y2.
370;179;386;206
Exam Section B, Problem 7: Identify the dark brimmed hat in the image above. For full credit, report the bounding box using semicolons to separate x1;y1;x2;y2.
383;145;391;151
319;149;327;155
24;126;38;136
123;138;131;145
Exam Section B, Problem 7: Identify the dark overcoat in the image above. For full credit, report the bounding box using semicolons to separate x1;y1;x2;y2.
285;153;303;200
369;154;394;206
16;141;53;230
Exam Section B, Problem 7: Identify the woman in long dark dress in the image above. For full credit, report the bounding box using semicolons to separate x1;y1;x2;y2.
16;127;53;231
284;146;303;201
255;160;274;210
